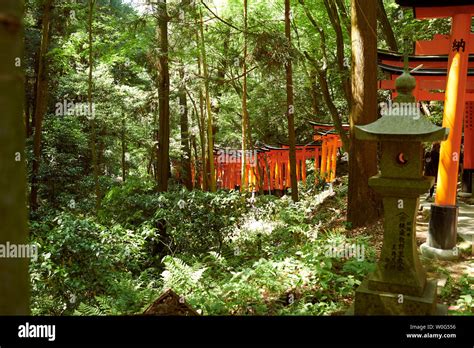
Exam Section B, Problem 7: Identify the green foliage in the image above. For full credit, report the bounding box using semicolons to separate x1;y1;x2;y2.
101;181;251;255
252;31;298;71
31;178;382;316
382;0;451;46
30;212;153;315
99;176;159;226
453;275;474;315
160;226;376;316
74;273;159;316
152;183;377;316
152;189;250;255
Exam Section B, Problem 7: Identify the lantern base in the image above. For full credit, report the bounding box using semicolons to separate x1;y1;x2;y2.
353;279;442;315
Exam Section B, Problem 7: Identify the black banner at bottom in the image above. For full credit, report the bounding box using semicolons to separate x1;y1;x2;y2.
0;316;472;346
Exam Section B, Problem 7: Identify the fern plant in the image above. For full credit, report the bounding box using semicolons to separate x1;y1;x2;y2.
161;255;207;295
74;275;159;316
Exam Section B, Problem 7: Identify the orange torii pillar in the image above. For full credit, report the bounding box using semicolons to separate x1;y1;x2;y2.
236;161;241;189
248;159;256;192
330;137;338;182
229;163;235;190
263;153;270;193
274;153;278;190
276;153;282;191
275;152;281;191
324;139;331;181
269;152;275;192
272;153;277;191
237;159;243;189
228;163;233;189
326;137;334;182
301;147;307;183
324;136;336;182
277;151;282;189
320;138;328;181
269;153;275;191
426;9;472;257
226;163;231;190
295;152;301;182
281;152;286;190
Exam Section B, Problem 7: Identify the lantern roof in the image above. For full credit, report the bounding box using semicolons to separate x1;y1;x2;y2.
355;115;449;141
355;65;449;142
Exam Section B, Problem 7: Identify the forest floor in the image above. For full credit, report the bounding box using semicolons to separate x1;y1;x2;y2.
30;176;474;316
416;196;474;313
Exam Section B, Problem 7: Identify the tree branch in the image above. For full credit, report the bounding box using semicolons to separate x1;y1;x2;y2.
304;51;350;152
200;0;243;32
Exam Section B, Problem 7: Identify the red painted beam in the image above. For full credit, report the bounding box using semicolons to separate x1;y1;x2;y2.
414;6;474;18
416;34;474;55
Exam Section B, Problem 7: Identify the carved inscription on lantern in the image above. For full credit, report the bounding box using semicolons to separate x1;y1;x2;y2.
384;212;412;271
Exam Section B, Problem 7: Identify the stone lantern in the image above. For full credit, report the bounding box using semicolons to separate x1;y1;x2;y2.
352;65;449;315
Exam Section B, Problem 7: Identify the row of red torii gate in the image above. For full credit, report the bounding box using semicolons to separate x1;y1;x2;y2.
183;123;348;192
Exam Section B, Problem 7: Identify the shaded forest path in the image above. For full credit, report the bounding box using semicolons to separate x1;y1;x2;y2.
416;196;474;311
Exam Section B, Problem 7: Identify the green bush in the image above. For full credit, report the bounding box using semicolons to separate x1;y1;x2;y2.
151;189;249;255
99;176;160;226
30;212;151;315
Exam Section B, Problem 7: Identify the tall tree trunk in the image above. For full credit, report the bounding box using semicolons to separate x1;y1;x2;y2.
179;65;193;190
156;0;170;193
308;67;321;115
377;0;398;51
285;0;299;202
89;0;100;211
199;8;216;192
30;0;53;211
348;0;382;227
28;43;41;139
186;88;205;190
195;32;208;190
0;0;29;314
241;0;250;191
25;89;32;137
151;0;172;260
191;134;200;188
152;106;159;182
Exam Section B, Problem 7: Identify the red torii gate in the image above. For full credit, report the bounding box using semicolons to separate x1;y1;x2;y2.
267;144;321;190
310;122;349;182
214;144;321;193
392;0;474;256
183;123;348;193
378;51;474;175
